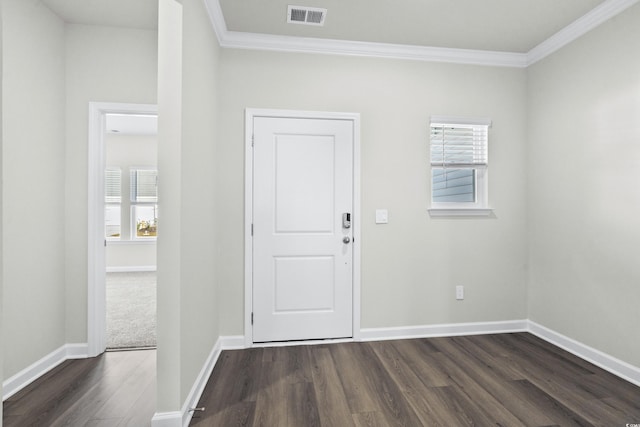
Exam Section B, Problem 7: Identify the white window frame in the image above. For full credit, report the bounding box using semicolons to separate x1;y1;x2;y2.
105;204;122;241
131;204;158;241
428;115;493;217
129;167;158;241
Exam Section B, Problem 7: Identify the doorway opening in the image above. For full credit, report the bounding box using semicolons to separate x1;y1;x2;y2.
88;102;158;356
104;113;158;350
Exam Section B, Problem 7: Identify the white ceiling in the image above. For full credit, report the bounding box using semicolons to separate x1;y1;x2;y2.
219;0;605;53
39;0;638;66
40;0;158;30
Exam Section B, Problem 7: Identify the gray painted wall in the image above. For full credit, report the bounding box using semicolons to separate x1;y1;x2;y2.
527;3;640;367
2;0;640;420
216;50;529;335
156;0;222;411
64;23;158;343
178;0;221;406
2;0;158;398
3;0;66;380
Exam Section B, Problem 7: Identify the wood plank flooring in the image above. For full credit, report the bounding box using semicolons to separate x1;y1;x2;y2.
191;333;640;426
4;334;640;426
3;349;155;427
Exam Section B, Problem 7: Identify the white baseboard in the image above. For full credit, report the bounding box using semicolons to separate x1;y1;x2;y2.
360;319;528;342
527;320;640;387
149;411;182;427
151;336;231;427
106;265;157;273
2;343;89;401
220;335;247;349
6;323;640;427
360;320;640;387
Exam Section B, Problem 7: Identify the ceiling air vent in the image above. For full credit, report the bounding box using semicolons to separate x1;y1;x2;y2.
287;5;327;26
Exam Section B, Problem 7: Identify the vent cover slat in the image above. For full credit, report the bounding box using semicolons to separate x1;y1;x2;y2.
290;8;306;22
306;10;324;24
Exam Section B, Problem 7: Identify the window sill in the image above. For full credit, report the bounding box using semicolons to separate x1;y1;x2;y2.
107;239;157;246
428;208;493;217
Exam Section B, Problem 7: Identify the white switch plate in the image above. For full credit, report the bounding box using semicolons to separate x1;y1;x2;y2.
375;209;388;224
456;285;464;300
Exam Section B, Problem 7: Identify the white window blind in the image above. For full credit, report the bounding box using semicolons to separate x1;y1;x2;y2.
105;168;122;203
130;169;158;203
430;122;489;168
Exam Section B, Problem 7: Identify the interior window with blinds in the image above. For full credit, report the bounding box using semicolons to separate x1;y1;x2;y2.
105;168;122;239
130;169;158;203
430;116;491;209
130;168;158;239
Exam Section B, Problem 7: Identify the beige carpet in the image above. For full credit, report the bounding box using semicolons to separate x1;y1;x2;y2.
106;271;157;349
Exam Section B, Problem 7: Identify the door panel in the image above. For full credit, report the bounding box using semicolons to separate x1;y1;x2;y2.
275;135;335;233
253;116;353;343
274;256;335;312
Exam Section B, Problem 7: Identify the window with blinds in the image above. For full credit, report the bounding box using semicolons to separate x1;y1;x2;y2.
130;168;158;239
130;169;158;203
105;168;122;239
105;168;122;203
429;116;491;209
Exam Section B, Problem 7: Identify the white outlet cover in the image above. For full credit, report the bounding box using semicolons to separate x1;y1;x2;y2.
375;209;388;224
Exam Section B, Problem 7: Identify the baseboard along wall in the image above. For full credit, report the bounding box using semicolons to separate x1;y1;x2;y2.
527;321;640;387
5;320;639;427
152;319;640;426
2;343;88;401
359;319;529;341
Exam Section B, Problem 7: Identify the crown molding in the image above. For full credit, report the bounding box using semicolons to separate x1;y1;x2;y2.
204;0;639;69
203;0;227;42
220;31;528;68
527;0;640;66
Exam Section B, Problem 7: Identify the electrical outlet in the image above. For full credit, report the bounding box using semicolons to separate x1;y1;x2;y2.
456;285;464;300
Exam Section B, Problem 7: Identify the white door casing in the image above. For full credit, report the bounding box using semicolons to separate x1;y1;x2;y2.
245;109;361;344
87;102;158;357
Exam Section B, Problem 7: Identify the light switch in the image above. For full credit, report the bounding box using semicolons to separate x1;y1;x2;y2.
375;209;388;224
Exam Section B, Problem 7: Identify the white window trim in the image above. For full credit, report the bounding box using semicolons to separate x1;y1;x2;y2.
428;207;493;217
428;115;493;217
106;240;156;246
88;101;157;357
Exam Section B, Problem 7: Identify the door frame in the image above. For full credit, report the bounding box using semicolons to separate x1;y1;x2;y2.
87;101;158;357
244;108;362;346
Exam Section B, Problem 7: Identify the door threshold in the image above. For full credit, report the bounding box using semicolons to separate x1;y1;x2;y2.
106;346;157;352
251;336;354;348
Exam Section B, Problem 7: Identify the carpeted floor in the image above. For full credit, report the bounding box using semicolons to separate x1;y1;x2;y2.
106;271;157;349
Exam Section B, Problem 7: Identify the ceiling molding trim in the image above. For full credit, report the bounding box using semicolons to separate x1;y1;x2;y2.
221;31;528;68
204;0;638;69
204;0;228;45
526;0;640;66
203;0;525;67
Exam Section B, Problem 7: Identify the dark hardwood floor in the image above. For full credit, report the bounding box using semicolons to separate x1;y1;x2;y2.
191;333;640;426
3;349;156;427
4;334;640;426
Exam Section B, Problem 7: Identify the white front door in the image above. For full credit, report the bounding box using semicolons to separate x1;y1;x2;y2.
252;116;354;343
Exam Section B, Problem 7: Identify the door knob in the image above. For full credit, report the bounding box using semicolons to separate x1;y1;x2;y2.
343;236;351;244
